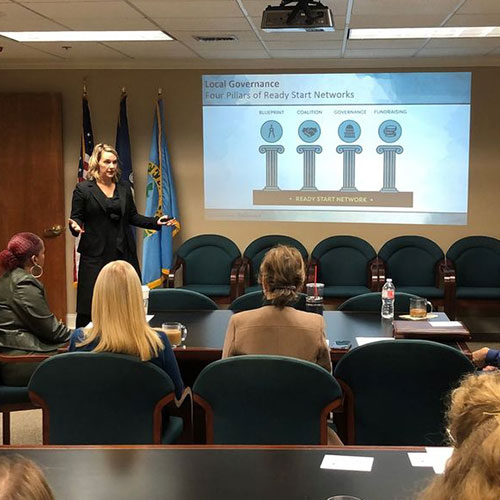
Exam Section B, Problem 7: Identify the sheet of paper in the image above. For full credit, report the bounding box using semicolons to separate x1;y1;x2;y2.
355;337;394;346
408;452;433;467
429;321;462;328
425;447;454;474
320;454;374;472
146;315;154;323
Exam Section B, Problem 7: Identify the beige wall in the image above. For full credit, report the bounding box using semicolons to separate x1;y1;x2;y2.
1;67;499;313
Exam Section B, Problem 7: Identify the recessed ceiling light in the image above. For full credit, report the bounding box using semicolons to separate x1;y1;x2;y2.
349;26;500;40
0;31;173;42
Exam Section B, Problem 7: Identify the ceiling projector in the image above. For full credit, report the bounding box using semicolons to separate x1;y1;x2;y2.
261;0;334;32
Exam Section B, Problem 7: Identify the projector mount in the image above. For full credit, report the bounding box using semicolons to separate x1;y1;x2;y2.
280;0;329;25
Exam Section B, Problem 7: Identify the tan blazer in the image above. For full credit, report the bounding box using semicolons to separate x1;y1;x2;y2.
222;305;332;373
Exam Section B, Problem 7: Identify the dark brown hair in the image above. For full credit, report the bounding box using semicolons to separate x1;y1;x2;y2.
259;245;305;309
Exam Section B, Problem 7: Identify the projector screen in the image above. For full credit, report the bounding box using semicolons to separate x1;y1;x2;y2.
202;72;471;225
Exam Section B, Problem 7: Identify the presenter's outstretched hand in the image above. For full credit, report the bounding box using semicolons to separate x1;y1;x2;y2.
68;218;84;234
157;215;177;226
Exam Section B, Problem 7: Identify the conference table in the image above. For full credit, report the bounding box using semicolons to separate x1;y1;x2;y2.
0;445;436;500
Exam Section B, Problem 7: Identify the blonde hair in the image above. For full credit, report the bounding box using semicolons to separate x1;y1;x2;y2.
259;245;305;309
0;455;54;500
87;143;121;182
417;372;500;500
78;260;163;361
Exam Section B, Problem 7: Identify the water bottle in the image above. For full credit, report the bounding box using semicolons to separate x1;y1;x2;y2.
381;278;395;319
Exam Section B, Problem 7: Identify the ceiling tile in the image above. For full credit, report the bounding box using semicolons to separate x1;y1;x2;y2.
21;1;143;19
344;48;418;58
445;13;500;26
347;39;424;49
265;40;342;50
105;40;198;58
62;18;157;30
22;41;129;58
269;48;341;58
352;0;458;16
171;30;259;43
0;3;63;30
0;38;59;59
155;17;251;31
197;49;270;58
425;37;500;49
416;47;492;57
133;1;243;18
259;29;344;41
458;0;500;15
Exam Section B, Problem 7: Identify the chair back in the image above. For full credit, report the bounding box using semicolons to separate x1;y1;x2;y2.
193;355;342;445
337;292;421;313
177;234;241;286
334;340;475;445
311;236;376;286
243;235;308;288
29;352;176;445
229;291;307;312
446;236;500;287
149;288;218;312
378;236;443;287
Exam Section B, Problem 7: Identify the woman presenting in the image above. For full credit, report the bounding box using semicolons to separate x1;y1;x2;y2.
69;143;174;328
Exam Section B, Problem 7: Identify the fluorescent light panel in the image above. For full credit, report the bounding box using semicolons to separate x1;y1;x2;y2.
0;31;173;42
349;26;500;40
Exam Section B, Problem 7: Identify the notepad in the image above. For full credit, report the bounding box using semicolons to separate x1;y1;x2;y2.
425;447;454;474
355;337;394;346
429;321;462;328
320;454;374;472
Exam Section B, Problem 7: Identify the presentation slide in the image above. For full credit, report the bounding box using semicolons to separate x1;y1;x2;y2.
202;72;471;225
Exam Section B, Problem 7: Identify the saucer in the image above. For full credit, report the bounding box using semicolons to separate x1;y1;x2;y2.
399;313;438;321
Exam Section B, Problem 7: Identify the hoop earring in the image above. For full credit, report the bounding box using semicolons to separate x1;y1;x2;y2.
30;264;43;279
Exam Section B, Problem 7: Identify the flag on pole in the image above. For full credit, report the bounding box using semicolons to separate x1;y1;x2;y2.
142;96;180;288
73;90;94;285
115;89;136;241
115;90;134;190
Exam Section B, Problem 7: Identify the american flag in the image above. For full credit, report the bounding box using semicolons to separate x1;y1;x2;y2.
73;93;94;285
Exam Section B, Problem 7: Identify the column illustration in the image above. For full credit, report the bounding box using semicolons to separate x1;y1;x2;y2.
259;120;284;191
259;145;284;190
377;120;403;193
297;120;322;191
298;145;322;191
337;120;362;192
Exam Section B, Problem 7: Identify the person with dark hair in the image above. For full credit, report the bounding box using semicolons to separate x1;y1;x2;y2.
69;143;176;328
0;455;54;500
0;233;71;385
222;245;331;372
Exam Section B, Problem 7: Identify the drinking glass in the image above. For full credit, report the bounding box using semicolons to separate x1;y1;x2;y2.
305;282;324;315
409;297;433;319
161;322;187;348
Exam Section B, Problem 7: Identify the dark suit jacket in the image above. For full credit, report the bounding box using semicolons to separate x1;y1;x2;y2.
70;180;158;257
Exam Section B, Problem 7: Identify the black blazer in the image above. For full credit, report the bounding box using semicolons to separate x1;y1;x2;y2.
69;180;158;257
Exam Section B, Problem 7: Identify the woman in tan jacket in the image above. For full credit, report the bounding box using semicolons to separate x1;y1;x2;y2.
222;245;331;373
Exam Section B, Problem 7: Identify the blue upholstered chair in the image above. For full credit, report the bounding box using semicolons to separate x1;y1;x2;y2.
29;352;185;445
309;236;379;303
446;236;500;318
334;339;474;446
377;236;452;314
337;291;422;313
149;288;218;313
193;355;342;445
0;353;49;444
229;291;307;312
239;235;308;296
167;234;242;303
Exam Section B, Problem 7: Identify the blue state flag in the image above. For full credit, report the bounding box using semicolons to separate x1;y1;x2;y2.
142;97;180;288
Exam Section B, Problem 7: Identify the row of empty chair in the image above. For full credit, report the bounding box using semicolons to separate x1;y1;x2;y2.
166;234;500;317
3;340;475;446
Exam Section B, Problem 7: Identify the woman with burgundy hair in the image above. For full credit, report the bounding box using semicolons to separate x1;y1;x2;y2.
0;232;71;385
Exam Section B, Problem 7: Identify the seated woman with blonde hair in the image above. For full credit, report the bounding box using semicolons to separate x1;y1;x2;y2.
222;244;331;373
417;372;500;500
69;260;184;399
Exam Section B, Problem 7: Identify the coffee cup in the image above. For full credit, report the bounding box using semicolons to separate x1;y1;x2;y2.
141;285;150;315
409;297;433;319
161;322;187;348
